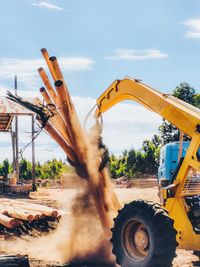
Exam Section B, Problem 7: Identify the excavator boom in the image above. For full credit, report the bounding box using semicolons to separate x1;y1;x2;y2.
96;78;200;138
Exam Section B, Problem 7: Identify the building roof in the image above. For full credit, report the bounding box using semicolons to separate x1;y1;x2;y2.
0;97;34;132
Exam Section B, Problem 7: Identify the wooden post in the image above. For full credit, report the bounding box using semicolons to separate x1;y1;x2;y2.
32;115;36;190
11;128;16;173
14;75;19;182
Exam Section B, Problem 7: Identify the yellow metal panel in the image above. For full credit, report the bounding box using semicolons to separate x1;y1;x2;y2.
166;198;200;250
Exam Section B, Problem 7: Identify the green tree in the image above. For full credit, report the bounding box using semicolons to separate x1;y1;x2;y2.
173;82;195;103
39;159;64;179
142;140;158;174
0;158;72;181
159;82;200;144
110;154;118;178
19;159;32;180
126;148;137;176
109;141;160;178
109;154;127;178
0;159;11;178
193;94;200;108
35;162;42;178
151;134;161;148
159;122;181;145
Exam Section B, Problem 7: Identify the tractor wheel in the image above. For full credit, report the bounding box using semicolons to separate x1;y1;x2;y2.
111;200;177;267
193;250;200;258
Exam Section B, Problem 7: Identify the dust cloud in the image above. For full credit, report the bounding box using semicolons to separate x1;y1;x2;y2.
0;121;117;266
0;187;116;265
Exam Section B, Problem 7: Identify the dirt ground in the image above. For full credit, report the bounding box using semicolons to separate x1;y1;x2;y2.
1;186;200;267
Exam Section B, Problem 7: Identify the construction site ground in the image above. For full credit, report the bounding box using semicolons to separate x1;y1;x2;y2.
0;183;199;267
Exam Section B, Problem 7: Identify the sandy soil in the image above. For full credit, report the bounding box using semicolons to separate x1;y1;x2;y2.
1;187;200;267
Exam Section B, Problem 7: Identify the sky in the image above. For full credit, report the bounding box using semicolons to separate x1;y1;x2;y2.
0;0;200;162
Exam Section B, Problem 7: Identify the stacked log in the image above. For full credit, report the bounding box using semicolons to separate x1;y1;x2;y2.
0;200;65;230
0;200;59;217
0;214;20;229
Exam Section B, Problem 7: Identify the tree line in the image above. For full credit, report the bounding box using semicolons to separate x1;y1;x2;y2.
0;158;72;180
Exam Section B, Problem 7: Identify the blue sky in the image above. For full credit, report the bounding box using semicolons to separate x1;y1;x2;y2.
0;0;200;162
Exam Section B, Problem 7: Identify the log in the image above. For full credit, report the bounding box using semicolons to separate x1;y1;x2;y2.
16;204;57;218
2;207;35;222
0;214;20;228
0;200;60;218
0;255;30;267
54;80;83;157
40;87;73;147
38;67;58;104
38;69;75;147
37;118;78;164
49;56;64;80
41;48;57;81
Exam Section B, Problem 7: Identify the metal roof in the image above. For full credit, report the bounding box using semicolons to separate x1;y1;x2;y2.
0;97;34;132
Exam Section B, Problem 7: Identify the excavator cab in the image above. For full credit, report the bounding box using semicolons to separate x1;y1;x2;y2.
158;141;189;182
158;142;200;234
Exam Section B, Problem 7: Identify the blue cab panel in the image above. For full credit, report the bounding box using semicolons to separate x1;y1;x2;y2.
158;141;190;181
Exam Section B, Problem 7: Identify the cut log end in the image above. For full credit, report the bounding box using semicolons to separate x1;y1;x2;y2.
55;80;63;87
39;87;45;92
49;56;57;61
52;210;59;218
41;48;47;53
38;67;43;72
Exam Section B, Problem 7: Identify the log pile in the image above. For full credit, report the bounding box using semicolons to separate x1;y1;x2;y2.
8;48;122;237
0;200;63;235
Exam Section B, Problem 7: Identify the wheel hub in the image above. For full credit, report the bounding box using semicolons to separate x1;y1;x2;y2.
134;229;149;250
123;220;149;261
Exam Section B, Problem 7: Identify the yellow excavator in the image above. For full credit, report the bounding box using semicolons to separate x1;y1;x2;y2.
96;78;200;267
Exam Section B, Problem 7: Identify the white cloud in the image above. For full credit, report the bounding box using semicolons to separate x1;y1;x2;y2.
0;57;94;89
31;1;66;11
60;57;93;71
105;49;168;60
0;95;161;162
183;19;200;38
100;103;161;154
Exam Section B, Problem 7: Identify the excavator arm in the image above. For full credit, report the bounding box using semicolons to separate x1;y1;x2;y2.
96;78;200;138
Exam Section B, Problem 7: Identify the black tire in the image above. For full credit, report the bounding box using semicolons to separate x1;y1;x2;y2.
111;200;178;267
193;251;200;258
